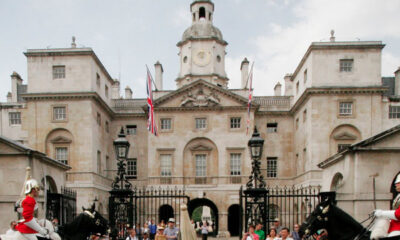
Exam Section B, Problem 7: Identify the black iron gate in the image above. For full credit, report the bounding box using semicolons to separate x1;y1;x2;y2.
46;186;77;225
239;185;320;239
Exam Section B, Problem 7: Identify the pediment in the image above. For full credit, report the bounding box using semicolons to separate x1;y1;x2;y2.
154;80;251;109
334;132;357;140
50;136;72;144
189;144;213;152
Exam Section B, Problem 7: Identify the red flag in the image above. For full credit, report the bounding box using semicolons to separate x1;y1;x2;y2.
146;66;158;136
246;62;254;135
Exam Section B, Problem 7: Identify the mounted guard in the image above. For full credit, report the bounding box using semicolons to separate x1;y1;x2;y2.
374;173;400;238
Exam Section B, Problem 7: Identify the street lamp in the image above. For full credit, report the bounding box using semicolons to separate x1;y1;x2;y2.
109;127;134;240
246;127;266;189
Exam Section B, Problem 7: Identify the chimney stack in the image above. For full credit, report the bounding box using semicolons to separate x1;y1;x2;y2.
125;86;132;99
274;82;282;96
154;61;163;91
330;30;335;42
241;58;249;88
11;71;23;102
284;74;293;96
395;67;400;95
7;92;12;102
112;79;120;99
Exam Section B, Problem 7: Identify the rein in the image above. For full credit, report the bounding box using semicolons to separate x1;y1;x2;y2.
353;212;376;240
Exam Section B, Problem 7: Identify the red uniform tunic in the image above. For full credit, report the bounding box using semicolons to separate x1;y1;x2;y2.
15;195;38;234
388;205;400;233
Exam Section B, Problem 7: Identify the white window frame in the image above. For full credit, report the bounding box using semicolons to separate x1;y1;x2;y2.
340;59;353;72
339;102;353;116
9;112;21;125
53;106;66;121
126;158;137;179
161;118;172;130
389;106;400;119
160;154;172;177
195;154;207;177
126;125;137;135
267;123;278;133
230;153;241;176
195;118;207;129
55;147;68;165
53;66;65;79
230;117;241;129
266;157;277;178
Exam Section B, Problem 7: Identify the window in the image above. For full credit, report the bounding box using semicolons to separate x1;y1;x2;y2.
296;118;299;130
195;154;206;177
339;102;353;116
338;144;351;152
53;107;66;121
97;112;101;125
389;106;400;119
266;157;277;178
106;155;110;178
105;85;109;98
303;109;307;122
230;117;241;129
97;151;102;174
267;123;278;133
126;159;137;179
53;66;65;79
55;147;68;165
340;59;353;72
230;153;241;175
105;121;109;133
160;154;172;177
304;69;307;83
161;118;171;130
9;112;21;125
96;73;100;87
296;81;299;94
195;118;206;129
126;125;137;135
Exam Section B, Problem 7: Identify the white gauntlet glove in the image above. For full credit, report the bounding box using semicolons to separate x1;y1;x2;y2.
24;218;49;236
374;209;397;220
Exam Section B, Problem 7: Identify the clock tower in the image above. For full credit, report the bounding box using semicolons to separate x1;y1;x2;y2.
176;0;228;88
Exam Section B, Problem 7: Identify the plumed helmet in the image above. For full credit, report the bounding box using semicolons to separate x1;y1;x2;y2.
24;179;40;194
395;173;400;184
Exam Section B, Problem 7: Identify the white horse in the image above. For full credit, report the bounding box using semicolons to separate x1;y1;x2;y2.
0;219;61;240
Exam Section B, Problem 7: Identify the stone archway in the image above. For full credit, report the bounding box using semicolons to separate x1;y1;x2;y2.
227;204;241;236
188;198;219;236
159;204;174;224
42;175;58;193
390;171;400;203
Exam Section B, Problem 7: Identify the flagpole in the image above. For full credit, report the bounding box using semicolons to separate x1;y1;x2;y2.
145;65;159;91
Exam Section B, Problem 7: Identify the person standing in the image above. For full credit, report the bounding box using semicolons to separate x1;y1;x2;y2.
273;218;283;236
126;228;138;240
266;228;277;240
164;218;179;240
242;225;259;240
290;224;300;240
375;173;400;237
276;228;293;240
15;179;49;240
149;220;157;240
201;221;208;240
136;223;144;240
255;223;265;240
155;226;166;240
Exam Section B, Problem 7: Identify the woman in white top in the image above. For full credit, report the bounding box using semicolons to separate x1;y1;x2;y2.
201;221;209;240
266;228;278;240
126;228;138;240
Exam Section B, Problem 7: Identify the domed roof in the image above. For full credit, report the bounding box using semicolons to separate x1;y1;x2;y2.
181;22;224;42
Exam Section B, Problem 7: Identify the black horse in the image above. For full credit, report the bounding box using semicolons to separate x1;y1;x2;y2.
57;204;109;240
299;198;397;240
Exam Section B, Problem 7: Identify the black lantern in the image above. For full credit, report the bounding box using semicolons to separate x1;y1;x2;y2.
248;127;264;160
114;128;130;160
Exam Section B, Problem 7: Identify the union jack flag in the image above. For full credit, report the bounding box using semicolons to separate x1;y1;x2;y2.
247;62;254;135
146;66;158;136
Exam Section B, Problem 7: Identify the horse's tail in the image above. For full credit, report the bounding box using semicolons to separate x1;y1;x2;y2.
370;217;390;240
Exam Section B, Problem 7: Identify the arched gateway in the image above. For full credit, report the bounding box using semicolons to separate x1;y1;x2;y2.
187;198;219;236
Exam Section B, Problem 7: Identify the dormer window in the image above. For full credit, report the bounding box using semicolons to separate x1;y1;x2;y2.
199;7;206;19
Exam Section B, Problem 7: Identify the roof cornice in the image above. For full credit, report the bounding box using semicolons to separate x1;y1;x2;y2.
177;37;227;47
175;73;229;82
21;92;115;118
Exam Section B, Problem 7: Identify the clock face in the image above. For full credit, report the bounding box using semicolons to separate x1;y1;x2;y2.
193;49;211;66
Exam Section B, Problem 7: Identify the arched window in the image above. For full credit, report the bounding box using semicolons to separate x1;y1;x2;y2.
330;172;344;191
199;7;206;19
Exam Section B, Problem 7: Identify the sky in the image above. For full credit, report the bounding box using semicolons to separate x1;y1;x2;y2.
0;0;399;101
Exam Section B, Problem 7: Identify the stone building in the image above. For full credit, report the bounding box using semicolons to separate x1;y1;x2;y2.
1;0;400;236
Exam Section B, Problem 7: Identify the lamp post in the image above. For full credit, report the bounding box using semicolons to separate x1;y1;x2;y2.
109;127;134;240
241;127;268;239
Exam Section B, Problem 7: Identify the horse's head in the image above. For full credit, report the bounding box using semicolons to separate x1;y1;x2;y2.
299;199;331;238
82;203;109;235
